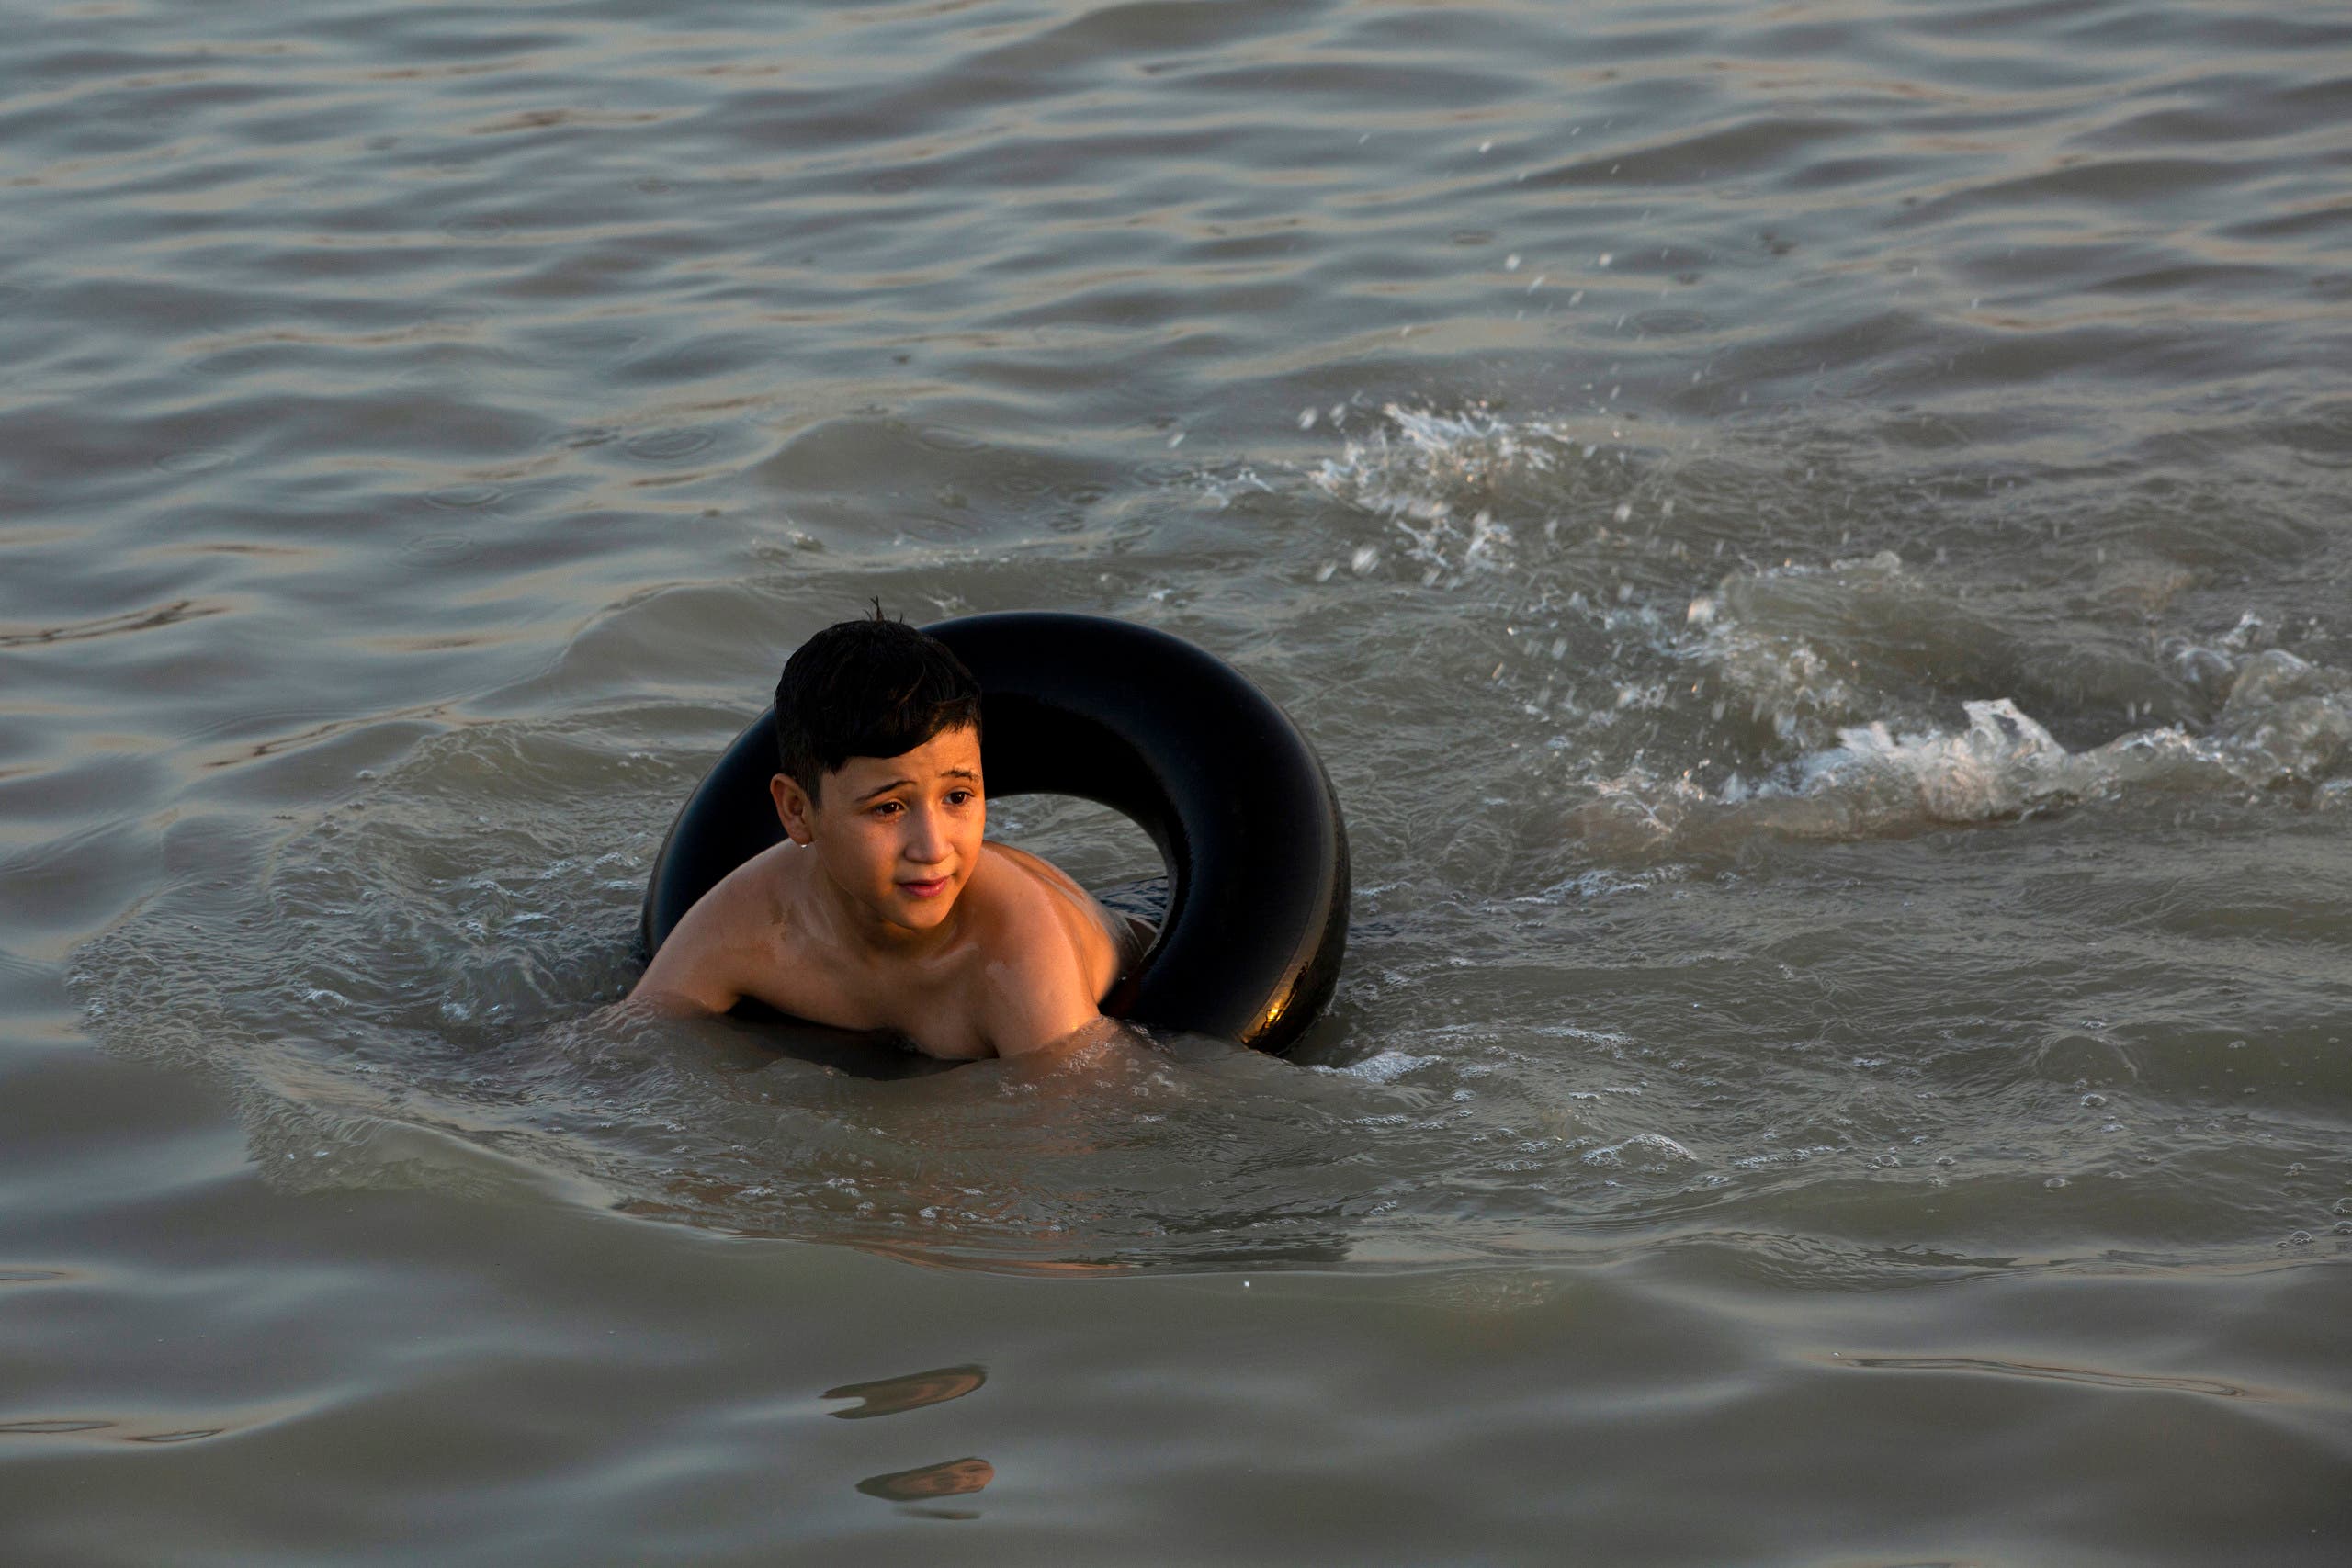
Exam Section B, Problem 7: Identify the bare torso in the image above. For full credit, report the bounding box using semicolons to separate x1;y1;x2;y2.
632;839;1143;1059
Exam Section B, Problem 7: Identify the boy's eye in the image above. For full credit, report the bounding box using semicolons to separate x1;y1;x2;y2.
946;788;976;806
871;800;903;818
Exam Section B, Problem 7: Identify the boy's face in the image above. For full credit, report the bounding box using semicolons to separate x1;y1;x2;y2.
771;723;985;933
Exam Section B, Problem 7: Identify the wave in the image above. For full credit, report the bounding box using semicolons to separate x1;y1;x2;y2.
1282;403;2352;855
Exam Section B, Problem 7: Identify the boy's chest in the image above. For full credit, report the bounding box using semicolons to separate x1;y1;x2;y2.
753;931;995;1060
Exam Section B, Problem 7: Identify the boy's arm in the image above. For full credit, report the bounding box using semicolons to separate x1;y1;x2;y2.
976;895;1112;1058
627;876;766;1016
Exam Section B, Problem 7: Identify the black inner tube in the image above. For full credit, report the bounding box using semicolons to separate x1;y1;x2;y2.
639;612;1349;1059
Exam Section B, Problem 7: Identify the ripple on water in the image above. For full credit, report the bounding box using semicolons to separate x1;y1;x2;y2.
13;0;2352;1288
62;675;2352;1278
7;1;2352;1561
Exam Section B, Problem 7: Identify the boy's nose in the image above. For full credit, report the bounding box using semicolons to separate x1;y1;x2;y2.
903;805;952;863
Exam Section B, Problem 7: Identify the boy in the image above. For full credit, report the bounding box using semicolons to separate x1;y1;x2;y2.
628;611;1144;1060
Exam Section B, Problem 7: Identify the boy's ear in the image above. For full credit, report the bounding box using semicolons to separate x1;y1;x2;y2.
771;773;817;846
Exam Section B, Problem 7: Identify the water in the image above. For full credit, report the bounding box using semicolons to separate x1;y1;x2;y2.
6;0;2351;1559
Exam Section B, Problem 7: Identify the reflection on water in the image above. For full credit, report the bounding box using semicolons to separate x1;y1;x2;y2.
1836;1355;2260;1401
856;1455;996;1511
828;1364;996;1515
824;1365;987;1420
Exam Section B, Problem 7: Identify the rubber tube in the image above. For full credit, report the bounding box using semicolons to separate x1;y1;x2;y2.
639;612;1349;1055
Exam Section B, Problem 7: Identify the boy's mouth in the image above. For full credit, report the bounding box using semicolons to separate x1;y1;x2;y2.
898;875;952;899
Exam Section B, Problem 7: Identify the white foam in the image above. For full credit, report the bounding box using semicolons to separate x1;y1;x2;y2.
1302;402;1659;585
1589;626;2352;853
1580;1132;1696;1168
1321;1049;1440;1084
1309;403;1567;524
1792;698;2083;822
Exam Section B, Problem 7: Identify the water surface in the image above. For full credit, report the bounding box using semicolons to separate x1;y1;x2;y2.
6;0;2350;1561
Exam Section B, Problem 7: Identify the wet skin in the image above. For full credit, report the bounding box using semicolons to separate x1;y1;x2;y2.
628;725;1136;1059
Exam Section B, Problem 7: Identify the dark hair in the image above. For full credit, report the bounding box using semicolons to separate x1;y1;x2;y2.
773;607;982;799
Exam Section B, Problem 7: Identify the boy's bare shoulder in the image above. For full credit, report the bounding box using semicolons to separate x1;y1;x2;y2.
631;842;805;1011
978;839;1082;897
971;841;1125;987
695;840;806;939
969;842;1115;942
948;846;1109;1053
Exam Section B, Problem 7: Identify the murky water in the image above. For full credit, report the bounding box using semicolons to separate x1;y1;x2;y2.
6;0;2351;1560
